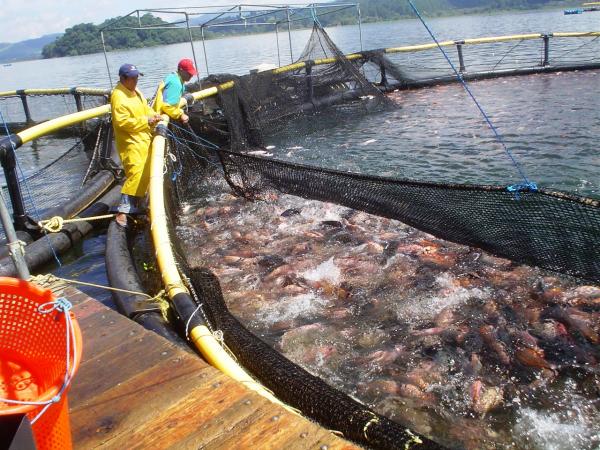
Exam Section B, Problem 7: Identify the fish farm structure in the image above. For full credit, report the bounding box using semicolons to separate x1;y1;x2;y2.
0;3;599;449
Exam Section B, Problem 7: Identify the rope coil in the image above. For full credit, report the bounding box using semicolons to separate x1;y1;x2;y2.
7;239;27;257
38;214;115;233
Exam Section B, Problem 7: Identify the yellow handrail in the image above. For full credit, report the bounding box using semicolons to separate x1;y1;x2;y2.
16;104;110;145
0;87;110;98
148;118;295;411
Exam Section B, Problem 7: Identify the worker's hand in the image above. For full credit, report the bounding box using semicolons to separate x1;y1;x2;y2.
180;113;189;125
148;114;162;126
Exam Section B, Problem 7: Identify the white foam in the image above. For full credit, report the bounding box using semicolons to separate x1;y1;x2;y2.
396;273;488;321
513;407;596;450
302;257;341;284
256;292;325;325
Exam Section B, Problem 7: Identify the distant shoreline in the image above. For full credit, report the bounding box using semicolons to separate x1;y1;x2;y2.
0;4;585;64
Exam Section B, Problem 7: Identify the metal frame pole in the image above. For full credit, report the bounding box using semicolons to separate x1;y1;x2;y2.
542;34;550;66
101;31;113;88
0;190;29;279
185;12;202;88
456;42;466;73
17;92;32;123
357;4;363;52
0;144;27;231
201;26;210;76
287;7;294;63
275;23;281;67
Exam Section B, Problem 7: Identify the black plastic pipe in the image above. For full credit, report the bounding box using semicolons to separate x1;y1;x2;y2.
0;184;121;277
105;221;187;345
0;134;27;231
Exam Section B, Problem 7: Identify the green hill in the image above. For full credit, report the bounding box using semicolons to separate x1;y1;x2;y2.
42;14;189;58
40;0;572;59
0;34;61;63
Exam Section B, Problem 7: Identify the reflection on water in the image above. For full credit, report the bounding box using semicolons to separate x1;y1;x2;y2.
178;177;600;449
266;70;600;198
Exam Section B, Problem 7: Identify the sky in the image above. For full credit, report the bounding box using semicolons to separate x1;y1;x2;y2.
0;0;288;43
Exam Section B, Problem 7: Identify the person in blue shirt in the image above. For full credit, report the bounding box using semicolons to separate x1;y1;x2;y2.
152;58;198;124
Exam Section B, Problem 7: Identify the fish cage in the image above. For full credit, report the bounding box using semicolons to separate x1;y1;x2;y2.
3;9;599;448
98;3;364;86
138;14;600;450
0;93;119;276
0;88;109;131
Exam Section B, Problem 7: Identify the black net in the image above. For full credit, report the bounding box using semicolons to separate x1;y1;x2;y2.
212;23;390;152
218;150;600;283
168;23;600;450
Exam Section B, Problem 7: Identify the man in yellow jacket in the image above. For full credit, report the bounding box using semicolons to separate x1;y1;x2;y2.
111;63;161;228
152;58;198;123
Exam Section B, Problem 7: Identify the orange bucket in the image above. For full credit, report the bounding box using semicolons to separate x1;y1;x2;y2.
0;277;82;450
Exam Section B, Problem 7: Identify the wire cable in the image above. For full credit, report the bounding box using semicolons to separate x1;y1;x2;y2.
407;0;535;190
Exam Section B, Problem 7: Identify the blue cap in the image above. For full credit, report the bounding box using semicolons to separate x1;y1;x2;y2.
118;63;143;78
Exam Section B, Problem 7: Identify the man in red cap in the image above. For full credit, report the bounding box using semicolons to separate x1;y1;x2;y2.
152;58;198;124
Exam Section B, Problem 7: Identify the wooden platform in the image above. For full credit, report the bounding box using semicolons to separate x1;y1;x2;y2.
55;285;359;449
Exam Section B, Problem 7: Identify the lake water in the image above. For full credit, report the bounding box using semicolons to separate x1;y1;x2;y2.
0;8;598;447
1;9;599;92
0;10;597;345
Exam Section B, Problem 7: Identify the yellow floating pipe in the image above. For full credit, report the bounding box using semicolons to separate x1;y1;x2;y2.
0;87;110;98
182;30;600;102
148;120;293;410
313;53;362;65
17;104;110;145
189;80;234;103
386;40;456;53
553;31;600;37
463;33;542;44
273;61;308;74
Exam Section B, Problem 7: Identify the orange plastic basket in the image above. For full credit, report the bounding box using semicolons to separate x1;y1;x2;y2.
0;277;82;450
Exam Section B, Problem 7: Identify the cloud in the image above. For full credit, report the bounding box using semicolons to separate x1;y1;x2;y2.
0;0;296;43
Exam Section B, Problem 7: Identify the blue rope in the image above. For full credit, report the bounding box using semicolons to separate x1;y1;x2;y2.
0;110;62;265
507;181;538;200
168;122;220;150
406;0;536;196
165;130;224;175
311;6;323;27
0;297;76;424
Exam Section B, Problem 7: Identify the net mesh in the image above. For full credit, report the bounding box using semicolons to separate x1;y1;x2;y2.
167;22;600;450
0;92;107;132
212;23;390;152
0;120;110;241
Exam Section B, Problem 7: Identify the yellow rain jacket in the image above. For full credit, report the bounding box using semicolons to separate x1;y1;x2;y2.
111;82;154;197
152;72;185;120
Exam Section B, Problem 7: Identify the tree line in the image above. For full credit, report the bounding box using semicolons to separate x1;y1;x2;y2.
42;0;565;58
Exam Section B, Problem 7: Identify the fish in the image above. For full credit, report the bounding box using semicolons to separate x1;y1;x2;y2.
479;325;511;365
514;346;554;370
360;139;377;145
471;381;503;415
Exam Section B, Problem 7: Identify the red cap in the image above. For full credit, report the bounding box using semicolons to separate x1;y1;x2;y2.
177;58;197;76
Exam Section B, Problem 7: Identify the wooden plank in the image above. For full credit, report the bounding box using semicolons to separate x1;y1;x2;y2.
116;373;266;448
71;355;218;447
71;329;181;407
68;291;359;450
